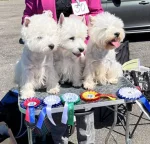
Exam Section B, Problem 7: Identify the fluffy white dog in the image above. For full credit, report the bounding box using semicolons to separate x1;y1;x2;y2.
54;13;87;87
15;11;60;99
83;12;125;90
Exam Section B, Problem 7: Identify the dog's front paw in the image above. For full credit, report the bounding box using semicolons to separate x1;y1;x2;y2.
83;81;95;90
73;82;82;88
108;78;118;84
47;87;60;94
20;90;35;100
98;76;107;85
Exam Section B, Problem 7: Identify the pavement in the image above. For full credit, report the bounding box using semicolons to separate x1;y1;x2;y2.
0;0;150;144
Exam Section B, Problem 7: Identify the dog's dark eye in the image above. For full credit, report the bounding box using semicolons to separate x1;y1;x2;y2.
37;36;43;40
69;37;75;40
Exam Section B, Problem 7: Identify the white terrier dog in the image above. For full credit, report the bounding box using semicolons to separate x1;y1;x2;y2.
54;13;87;87
15;11;60;99
83;12;125;90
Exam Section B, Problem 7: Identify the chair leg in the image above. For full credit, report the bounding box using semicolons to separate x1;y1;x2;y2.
105;105;118;144
27;126;33;144
125;103;132;144
129;112;144;138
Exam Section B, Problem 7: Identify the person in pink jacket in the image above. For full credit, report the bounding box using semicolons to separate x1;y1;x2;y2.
22;0;103;24
21;0;104;144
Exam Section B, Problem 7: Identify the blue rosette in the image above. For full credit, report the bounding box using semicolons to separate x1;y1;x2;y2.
117;87;142;100
36;95;61;129
117;87;150;114
60;93;80;126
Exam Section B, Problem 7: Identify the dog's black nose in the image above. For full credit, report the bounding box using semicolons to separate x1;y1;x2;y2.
48;44;54;50
78;48;84;52
114;32;120;37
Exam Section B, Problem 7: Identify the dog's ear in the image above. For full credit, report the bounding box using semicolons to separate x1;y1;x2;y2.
24;17;30;27
58;13;65;26
89;15;95;26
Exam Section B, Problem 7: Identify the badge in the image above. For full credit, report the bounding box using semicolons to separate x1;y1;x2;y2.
71;0;89;16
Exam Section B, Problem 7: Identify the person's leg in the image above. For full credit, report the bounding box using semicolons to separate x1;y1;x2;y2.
75;109;95;144
0;122;17;144
49;112;69;144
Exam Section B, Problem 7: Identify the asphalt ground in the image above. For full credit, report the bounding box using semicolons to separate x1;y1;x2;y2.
0;0;150;144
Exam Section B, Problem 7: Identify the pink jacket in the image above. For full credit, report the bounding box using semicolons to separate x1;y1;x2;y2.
22;0;104;24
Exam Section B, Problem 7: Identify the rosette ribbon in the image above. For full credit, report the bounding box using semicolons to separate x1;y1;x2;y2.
116;87;142;100
21;98;41;123
60;93;80;126
36;95;61;129
138;96;150;112
80;91;116;102
117;87;150;112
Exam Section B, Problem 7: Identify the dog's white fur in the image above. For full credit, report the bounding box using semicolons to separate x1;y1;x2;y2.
15;12;60;99
54;14;87;87
83;12;125;90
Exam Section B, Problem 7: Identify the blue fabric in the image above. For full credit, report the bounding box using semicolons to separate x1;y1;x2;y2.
1;89;18;106
139;96;150;112
0;89;22;138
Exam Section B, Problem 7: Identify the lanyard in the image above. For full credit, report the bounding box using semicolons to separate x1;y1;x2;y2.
76;0;80;5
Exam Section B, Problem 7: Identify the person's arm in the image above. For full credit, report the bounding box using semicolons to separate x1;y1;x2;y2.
84;0;104;25
22;0;36;24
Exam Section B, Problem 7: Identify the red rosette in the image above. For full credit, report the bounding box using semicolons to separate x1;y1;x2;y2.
23;97;41;108
80;91;117;102
80;91;101;102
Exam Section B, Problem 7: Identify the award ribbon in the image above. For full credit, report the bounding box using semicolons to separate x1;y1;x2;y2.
80;91;100;102
60;93;80;126
117;87;150;117
117;87;142;100
36;95;61;129
21;98;41;123
80;91;116;102
99;94;116;100
138;96;150;112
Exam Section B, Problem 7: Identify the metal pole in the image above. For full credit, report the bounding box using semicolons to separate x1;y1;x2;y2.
130;112;143;138
125;103;132;144
105;105;118;144
27;126;33;144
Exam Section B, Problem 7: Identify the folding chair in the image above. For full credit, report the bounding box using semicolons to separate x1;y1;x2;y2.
123;70;150;138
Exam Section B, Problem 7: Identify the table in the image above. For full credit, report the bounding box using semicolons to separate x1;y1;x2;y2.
18;77;134;144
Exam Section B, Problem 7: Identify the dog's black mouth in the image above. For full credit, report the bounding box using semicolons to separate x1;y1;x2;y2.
72;52;81;57
108;38;120;48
